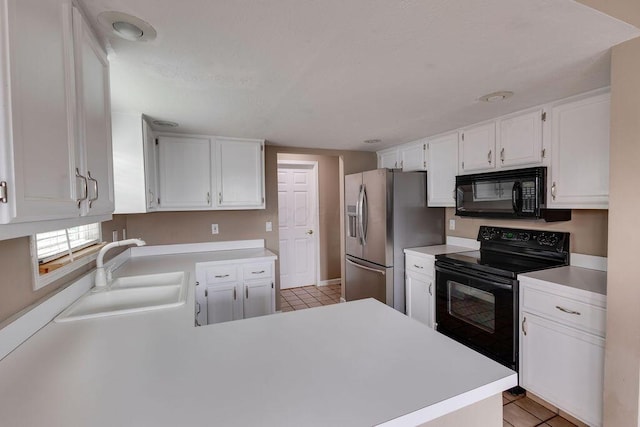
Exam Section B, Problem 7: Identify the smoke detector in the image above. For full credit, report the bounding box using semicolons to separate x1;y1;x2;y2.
98;11;157;42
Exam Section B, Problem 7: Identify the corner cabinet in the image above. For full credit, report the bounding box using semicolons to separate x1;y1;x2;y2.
156;135;265;211
195;257;276;325
0;0;113;237
377;141;427;171
519;274;606;427
549;92;610;209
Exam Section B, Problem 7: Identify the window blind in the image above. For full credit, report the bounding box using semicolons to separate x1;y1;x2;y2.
36;223;101;264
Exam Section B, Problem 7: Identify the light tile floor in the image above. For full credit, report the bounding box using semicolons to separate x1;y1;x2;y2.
282;287;579;427
280;284;341;311
503;392;578;427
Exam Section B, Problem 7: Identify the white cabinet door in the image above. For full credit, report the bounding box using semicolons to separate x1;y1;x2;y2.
400;142;427;171
158;136;212;209
498;110;543;168
427;132;458;207
550;93;610;209
206;283;242;324
378;149;399;169
0;0;80;223
405;271;434;328
243;280;274;319
216;138;264;208
73;7;114;217
521;313;604;427
459;122;496;173
142;119;158;211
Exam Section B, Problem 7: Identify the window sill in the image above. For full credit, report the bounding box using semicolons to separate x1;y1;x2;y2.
33;243;106;291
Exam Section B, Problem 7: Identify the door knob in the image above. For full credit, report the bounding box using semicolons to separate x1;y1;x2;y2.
306;230;313;235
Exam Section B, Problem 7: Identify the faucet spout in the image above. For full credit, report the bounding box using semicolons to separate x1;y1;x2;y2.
94;238;146;288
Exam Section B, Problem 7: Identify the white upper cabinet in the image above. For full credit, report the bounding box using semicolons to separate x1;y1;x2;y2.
216;138;265;208
400;141;427;172
0;0;79;224
549;92;610;209
459;122;496;173
498;109;544;168
378;148;400;169
72;7;114;217
157;136;212;209
427;132;458;207
0;1;113;238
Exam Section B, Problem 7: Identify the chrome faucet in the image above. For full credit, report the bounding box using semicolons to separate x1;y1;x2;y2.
94;238;146;288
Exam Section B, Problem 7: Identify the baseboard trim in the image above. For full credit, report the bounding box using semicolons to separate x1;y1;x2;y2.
318;278;341;287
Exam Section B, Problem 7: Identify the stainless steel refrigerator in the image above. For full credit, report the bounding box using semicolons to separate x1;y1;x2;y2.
345;169;444;312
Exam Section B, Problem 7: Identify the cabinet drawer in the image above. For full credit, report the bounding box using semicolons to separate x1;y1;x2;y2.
522;286;605;337
204;265;237;284
243;262;272;280
405;254;434;276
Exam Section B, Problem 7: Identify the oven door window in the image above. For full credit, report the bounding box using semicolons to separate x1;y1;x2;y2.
447;280;495;333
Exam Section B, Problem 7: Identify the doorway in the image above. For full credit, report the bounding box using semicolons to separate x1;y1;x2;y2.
277;160;319;289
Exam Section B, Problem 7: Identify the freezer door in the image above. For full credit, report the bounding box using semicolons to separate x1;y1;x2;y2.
345;172;363;258
345;256;393;306
361;169;392;267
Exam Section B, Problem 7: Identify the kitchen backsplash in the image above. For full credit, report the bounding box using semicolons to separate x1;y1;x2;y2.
445;208;608;257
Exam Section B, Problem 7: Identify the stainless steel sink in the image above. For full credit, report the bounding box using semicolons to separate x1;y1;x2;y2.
55;272;188;322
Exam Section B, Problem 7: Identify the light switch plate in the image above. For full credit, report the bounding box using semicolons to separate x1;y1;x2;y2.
266;221;272;232
449;219;456;231
211;224;219;234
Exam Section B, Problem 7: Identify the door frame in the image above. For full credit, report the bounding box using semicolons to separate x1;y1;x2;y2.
277;160;321;287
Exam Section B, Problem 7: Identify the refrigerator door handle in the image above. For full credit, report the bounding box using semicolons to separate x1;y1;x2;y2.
361;185;368;244
346;258;386;275
357;185;366;246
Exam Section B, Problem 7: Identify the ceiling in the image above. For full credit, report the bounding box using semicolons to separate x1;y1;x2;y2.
80;0;639;151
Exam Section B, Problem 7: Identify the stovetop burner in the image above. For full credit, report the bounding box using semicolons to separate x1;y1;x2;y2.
436;226;570;279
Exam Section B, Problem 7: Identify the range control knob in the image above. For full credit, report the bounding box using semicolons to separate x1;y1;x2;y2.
480;228;498;240
537;233;559;246
518;233;530;242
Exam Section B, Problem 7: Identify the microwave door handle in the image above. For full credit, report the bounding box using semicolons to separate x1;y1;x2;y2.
512;182;521;213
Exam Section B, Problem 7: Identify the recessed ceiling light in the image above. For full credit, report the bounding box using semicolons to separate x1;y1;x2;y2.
363;139;382;144
97;11;157;42
479;91;514;103
152;120;179;128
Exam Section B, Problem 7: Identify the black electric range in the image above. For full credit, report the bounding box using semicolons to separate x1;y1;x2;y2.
434;226;569;375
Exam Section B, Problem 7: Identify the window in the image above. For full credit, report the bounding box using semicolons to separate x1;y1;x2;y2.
32;223;104;290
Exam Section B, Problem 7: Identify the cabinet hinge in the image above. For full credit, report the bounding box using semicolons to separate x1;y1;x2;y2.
541;111;547;122
423;143;426;150
0;181;7;203
541;148;546;158
262;196;265;204
155;138;159;146
157;198;160;205
461;161;465;170
461;133;465;141
261;145;264;152
271;282;274;289
205;289;208;297
423;161;426;169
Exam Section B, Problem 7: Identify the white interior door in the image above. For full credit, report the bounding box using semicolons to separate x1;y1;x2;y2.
278;164;317;289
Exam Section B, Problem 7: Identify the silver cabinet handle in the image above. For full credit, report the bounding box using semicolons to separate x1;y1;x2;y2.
522;316;527;336
75;168;88;208
245;286;249;299
556;306;581;316
87;171;98;208
428;283;432;296
551;182;557;200
251;270;265;274
214;274;230;278
413;264;423;269
500;148;505;163
541;148;546;158
233;287;237;300
346;258;385;275
488;150;492;164
196;302;201;315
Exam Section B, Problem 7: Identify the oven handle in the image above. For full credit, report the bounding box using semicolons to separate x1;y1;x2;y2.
435;263;515;289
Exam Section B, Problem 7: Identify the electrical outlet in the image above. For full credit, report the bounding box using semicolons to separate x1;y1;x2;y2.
449;219;456;231
112;230;118;242
266;221;272;232
211;224;219;234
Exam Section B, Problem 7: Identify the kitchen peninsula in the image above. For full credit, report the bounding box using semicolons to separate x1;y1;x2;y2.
0;248;515;426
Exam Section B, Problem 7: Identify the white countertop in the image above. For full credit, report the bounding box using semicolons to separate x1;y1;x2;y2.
404;245;475;257
0;251;516;426
520;265;607;296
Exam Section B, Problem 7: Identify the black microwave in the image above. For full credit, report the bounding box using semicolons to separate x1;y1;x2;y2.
455;167;571;222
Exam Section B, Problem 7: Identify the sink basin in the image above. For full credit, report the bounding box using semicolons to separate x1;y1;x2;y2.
55;272;188;322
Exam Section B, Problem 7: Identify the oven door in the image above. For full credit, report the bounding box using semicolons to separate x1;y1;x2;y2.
435;263;518;370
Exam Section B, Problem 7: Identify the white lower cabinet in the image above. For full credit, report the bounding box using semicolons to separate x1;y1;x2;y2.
404;252;435;328
196;259;276;325
519;278;606;427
